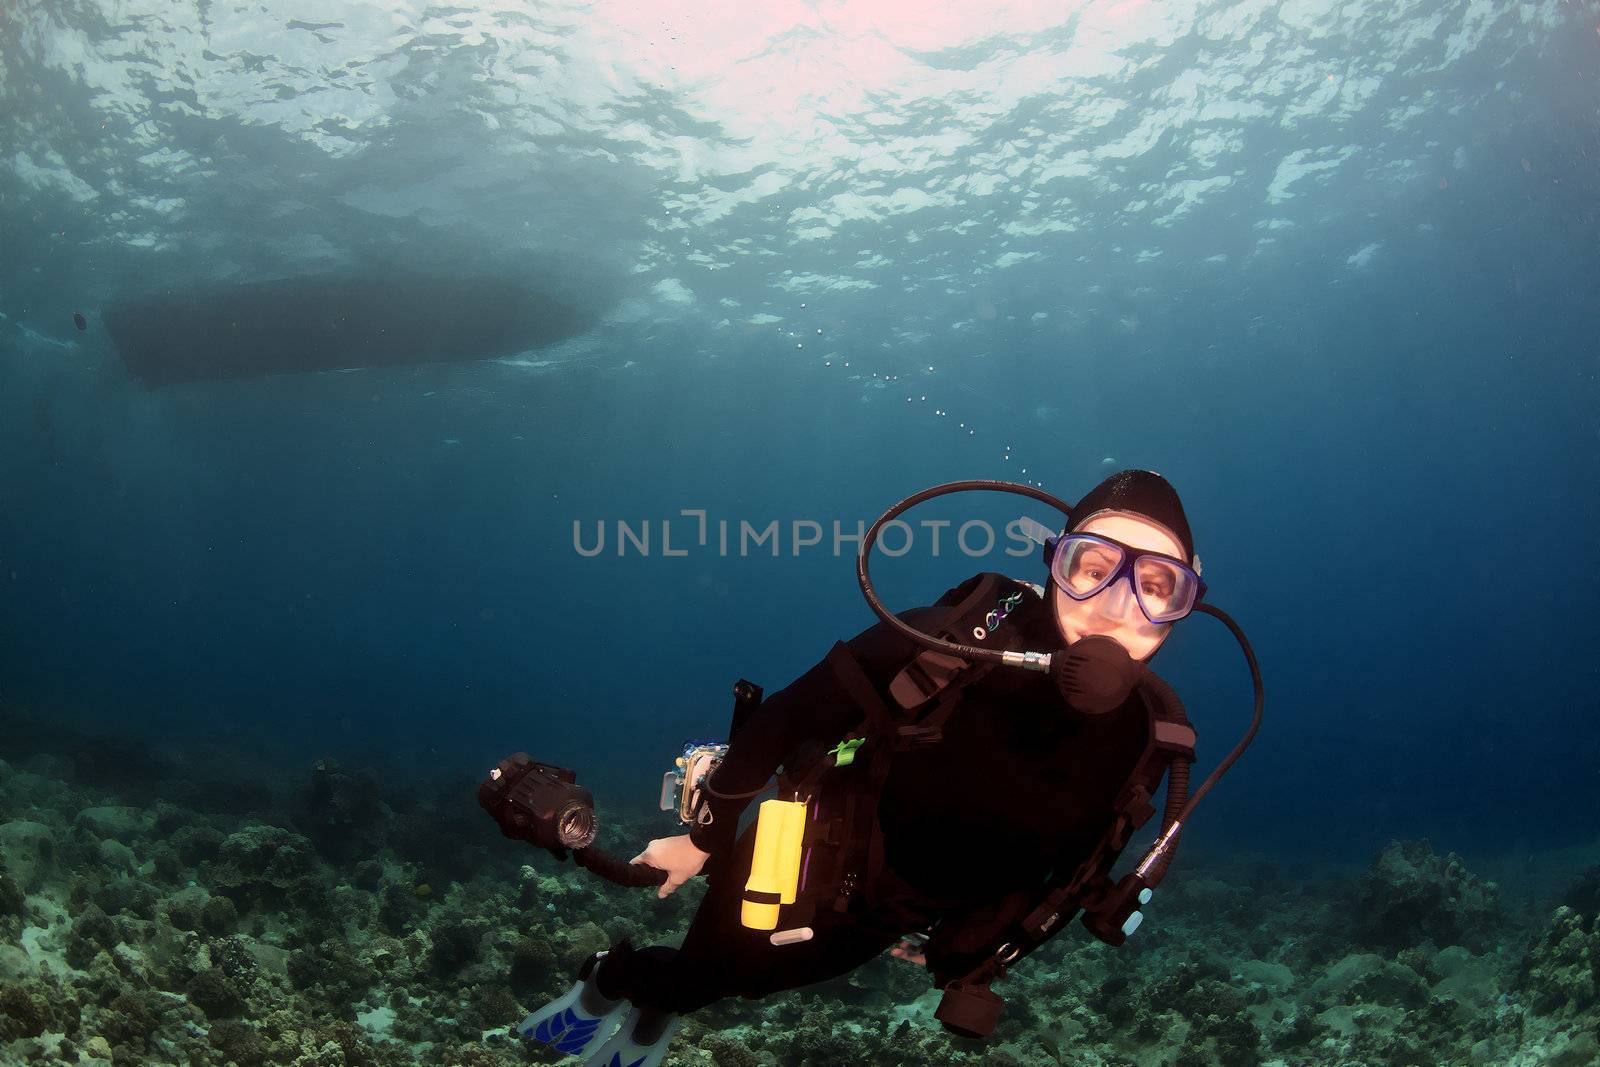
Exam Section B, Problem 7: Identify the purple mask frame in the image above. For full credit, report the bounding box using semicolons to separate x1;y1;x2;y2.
1045;532;1207;624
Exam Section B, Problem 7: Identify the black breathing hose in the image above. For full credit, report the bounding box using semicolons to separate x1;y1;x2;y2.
1176;602;1263;819
856;479;1078;667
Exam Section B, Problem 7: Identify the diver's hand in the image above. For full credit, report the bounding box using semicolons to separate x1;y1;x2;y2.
890;933;928;967
631;835;710;899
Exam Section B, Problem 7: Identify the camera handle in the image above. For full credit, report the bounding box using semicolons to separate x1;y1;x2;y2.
572;844;669;888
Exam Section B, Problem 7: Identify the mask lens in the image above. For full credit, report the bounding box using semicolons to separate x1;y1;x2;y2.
1054;536;1125;599
1133;556;1197;623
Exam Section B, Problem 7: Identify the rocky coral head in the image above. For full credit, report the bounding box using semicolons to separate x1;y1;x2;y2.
210;824;324;915
294;759;394;863
1352;839;1501;954
1560;864;1600;932
0;868;23;918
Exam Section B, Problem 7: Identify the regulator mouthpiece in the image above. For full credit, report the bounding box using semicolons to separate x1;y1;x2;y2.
1051;636;1145;715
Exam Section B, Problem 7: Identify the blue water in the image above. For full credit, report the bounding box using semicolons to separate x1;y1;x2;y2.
1;0;1596;874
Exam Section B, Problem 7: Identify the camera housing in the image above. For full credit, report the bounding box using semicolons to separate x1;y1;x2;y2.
659;741;729;824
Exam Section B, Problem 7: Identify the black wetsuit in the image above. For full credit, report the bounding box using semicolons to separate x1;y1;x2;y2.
596;574;1152;1012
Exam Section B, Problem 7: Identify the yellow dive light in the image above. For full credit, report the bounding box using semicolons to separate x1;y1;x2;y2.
740;798;808;930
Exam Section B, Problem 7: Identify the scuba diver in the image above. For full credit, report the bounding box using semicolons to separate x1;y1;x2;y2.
479;470;1263;1067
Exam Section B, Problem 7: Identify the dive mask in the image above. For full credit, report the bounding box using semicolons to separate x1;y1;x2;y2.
1048;532;1205;625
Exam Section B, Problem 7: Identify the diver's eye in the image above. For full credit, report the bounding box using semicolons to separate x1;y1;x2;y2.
1067;545;1121;593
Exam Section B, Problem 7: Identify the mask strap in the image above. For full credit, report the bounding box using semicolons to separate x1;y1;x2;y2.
1014;516;1056;546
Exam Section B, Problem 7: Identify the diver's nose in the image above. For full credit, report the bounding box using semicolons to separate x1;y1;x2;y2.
1092;576;1141;623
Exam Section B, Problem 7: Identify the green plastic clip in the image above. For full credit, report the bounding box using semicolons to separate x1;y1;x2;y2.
829;737;866;767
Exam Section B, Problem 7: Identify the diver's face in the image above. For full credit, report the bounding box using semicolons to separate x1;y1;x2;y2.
1051;511;1187;662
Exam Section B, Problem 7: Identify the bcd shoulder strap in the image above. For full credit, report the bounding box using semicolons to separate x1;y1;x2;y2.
887;572;1022;711
785;572;1025;795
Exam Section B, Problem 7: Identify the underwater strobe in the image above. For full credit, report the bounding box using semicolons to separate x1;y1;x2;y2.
479;754;670;888
479;680;768;892
479;755;596;852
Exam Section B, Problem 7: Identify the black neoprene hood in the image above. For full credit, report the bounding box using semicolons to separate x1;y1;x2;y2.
1068;469;1196;563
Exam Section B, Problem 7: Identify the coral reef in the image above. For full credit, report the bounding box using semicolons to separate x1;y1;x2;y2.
0;735;1595;1067
1517;865;1600;1020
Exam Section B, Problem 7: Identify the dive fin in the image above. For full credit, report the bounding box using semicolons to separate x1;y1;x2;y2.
581;1004;682;1067
517;951;628;1059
